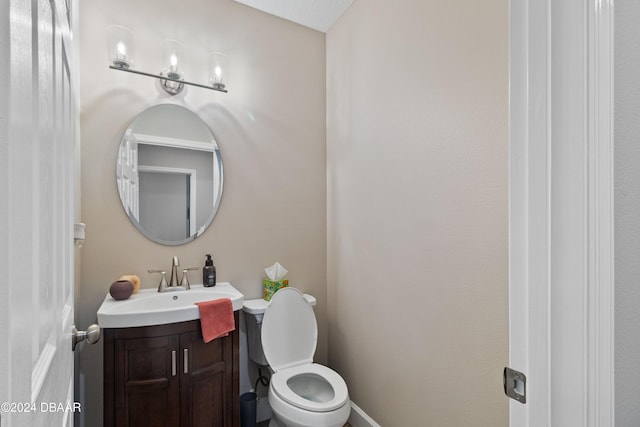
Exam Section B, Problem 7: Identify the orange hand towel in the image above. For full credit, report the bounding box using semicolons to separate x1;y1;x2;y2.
195;298;235;343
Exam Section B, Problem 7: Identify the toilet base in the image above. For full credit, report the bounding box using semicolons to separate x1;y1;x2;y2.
269;416;343;427
268;387;350;427
268;414;346;427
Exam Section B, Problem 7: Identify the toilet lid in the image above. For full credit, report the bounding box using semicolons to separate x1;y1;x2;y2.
261;287;317;371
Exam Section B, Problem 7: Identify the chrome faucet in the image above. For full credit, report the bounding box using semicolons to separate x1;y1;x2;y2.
169;256;180;288
149;257;198;292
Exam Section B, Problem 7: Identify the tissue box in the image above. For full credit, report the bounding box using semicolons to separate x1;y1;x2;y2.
263;279;289;301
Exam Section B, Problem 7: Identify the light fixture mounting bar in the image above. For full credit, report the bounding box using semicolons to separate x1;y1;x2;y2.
109;65;228;93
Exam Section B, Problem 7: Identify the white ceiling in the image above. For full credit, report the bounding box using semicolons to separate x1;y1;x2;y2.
232;0;354;33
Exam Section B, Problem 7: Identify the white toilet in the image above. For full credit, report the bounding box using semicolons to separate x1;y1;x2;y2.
244;287;350;427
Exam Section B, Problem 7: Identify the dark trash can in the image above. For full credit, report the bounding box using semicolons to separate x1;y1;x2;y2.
240;392;257;427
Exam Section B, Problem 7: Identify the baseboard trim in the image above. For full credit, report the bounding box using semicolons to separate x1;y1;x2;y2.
348;401;381;427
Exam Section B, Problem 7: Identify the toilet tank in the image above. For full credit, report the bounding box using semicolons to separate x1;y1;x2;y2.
243;294;317;367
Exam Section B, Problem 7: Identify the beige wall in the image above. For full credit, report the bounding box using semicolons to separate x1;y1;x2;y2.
326;1;508;425
79;0;508;424
78;0;326;423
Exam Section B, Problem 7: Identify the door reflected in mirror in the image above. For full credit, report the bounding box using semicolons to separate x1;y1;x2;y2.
116;104;223;245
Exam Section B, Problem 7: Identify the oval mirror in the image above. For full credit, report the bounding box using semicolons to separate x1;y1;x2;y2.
116;104;223;245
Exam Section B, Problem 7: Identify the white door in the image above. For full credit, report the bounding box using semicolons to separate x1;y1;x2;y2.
509;0;614;425
0;0;79;426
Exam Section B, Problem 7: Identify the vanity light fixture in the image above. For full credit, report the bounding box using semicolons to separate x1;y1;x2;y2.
107;25;229;95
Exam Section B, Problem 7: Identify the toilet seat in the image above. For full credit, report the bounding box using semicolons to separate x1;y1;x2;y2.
271;363;349;412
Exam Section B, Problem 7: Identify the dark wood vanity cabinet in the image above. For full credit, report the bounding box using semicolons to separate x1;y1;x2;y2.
104;313;240;427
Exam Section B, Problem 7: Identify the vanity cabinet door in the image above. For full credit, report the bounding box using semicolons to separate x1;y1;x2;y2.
104;316;240;427
114;334;180;427
180;330;234;427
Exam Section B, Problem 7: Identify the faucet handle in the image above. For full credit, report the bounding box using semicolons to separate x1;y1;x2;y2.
180;267;199;290
148;270;168;293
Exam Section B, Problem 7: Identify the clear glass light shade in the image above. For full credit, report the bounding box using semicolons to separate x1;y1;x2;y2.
162;40;186;80
208;53;228;90
107;25;134;69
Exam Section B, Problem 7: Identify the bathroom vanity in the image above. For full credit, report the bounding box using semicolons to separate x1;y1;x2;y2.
103;316;239;427
98;283;244;427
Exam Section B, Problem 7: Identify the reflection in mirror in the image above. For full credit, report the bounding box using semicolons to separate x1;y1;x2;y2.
116;104;223;245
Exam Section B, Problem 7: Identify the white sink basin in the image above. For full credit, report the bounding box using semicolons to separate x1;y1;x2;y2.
97;282;244;328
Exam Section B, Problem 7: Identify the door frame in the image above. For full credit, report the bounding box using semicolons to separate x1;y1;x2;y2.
509;0;614;425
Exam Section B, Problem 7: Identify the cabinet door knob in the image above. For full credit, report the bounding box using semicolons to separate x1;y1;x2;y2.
184;349;189;374
171;350;177;376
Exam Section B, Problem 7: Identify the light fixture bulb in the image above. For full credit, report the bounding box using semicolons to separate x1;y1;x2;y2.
116;42;127;59
165;53;182;80
214;66;222;80
162;40;185;81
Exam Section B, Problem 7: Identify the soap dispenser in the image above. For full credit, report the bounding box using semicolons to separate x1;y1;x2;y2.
203;254;216;287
